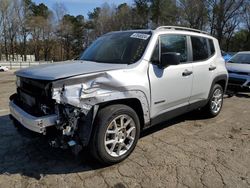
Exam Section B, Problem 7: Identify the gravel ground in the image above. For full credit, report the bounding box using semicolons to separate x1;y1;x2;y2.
0;71;249;188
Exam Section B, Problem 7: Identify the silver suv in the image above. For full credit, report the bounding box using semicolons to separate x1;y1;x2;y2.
9;26;228;164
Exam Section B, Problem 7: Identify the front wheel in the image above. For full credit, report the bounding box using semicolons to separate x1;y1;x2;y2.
203;84;224;117
89;104;140;165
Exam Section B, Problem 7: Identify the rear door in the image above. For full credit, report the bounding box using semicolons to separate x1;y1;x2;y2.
189;36;216;104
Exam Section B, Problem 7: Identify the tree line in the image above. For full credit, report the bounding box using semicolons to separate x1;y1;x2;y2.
0;0;249;62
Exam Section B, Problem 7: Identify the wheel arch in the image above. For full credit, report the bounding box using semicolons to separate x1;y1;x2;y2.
208;74;228;100
214;76;228;92
212;74;228;91
79;96;149;147
97;98;146;130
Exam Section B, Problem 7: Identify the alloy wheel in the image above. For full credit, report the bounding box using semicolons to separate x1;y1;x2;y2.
211;88;223;114
104;114;136;157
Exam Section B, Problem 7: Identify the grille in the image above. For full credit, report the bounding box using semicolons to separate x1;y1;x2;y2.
19;77;49;96
15;77;54;116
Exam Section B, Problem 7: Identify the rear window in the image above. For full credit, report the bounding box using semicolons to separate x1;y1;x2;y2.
191;36;209;61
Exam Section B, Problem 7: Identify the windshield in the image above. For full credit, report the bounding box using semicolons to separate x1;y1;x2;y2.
228;53;250;64
80;31;151;64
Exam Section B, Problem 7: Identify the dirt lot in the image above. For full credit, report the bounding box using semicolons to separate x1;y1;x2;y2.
0;71;249;188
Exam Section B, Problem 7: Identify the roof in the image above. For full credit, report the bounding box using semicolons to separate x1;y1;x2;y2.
155;26;209;35
105;26;214;39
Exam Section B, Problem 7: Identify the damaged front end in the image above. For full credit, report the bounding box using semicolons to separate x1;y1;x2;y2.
10;70;150;153
9;76;95;153
52;103;94;149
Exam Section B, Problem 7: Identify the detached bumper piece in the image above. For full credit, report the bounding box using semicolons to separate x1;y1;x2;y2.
9;101;57;134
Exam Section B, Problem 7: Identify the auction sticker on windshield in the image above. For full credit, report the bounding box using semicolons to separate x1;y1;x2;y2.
130;33;150;40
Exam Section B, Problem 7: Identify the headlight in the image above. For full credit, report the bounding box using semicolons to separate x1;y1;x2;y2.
16;77;21;87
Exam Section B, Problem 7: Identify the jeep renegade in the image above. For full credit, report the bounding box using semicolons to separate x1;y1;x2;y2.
9;26;228;164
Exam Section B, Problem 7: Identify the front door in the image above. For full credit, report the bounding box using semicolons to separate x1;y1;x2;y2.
149;34;193;119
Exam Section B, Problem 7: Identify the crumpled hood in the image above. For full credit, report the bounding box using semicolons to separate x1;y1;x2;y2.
15;60;128;80
226;62;250;73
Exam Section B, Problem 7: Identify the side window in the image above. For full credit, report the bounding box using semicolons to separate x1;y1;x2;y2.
160;35;187;63
208;39;215;55
191;36;209;61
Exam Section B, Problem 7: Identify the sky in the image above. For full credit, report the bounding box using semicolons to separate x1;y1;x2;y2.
33;0;134;18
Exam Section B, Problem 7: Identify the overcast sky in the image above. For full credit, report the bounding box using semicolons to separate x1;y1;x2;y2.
33;0;134;18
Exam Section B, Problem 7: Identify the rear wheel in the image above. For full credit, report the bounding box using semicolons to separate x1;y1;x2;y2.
90;104;140;165
203;84;224;117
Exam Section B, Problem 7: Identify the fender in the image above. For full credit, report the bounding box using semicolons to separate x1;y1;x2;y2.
51;71;150;124
210;74;228;95
53;88;150;146
204;73;228;107
52;86;150;125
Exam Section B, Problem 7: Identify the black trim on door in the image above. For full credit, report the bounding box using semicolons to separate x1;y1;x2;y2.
149;99;207;127
150;105;188;126
147;75;228;128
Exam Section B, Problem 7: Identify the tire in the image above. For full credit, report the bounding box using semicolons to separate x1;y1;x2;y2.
89;104;140;165
203;84;224;117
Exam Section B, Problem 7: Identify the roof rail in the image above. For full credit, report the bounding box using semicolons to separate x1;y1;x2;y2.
155;26;209;35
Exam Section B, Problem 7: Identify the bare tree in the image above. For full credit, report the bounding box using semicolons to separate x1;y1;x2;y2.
224;17;240;51
53;2;67;60
0;3;2;60
0;0;11;60
0;0;249;62
179;0;207;30
206;0;245;45
42;14;54;61
96;3;116;35
150;0;178;27
238;1;250;50
243;1;250;30
28;16;43;61
115;3;133;30
18;0;33;61
133;0;150;28
7;0;21;60
59;14;75;60
53;2;67;23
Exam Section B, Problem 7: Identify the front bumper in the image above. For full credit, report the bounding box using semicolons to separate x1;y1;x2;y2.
9;101;57;134
227;73;250;92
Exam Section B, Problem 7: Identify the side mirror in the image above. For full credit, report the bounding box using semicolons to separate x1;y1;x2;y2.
159;52;180;68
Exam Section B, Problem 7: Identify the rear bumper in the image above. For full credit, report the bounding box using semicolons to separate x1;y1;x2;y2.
9;101;57;134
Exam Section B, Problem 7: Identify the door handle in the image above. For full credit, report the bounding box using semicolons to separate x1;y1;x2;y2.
182;70;193;76
209;65;216;71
